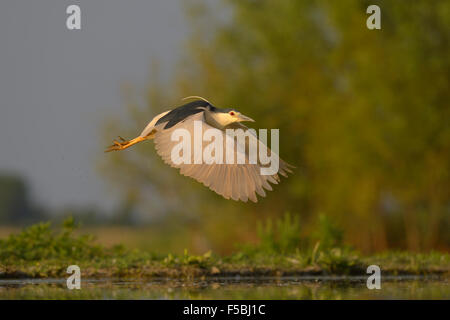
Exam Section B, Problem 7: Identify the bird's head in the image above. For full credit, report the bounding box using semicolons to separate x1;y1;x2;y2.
209;108;255;128
181;96;255;129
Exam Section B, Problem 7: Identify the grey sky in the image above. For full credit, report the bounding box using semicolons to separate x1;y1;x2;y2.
0;1;188;212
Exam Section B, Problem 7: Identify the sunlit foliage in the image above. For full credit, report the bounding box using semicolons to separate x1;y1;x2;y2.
101;0;450;252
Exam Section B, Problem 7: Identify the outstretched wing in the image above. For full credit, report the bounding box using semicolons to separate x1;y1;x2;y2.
152;112;293;202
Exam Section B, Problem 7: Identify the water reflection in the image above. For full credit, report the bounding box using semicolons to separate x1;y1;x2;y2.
0;277;448;299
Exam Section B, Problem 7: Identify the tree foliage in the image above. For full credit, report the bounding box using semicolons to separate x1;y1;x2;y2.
101;0;450;252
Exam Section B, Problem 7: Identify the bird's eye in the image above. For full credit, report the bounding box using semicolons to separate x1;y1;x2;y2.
229;111;235;116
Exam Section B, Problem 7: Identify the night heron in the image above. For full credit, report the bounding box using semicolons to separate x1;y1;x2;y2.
106;97;293;202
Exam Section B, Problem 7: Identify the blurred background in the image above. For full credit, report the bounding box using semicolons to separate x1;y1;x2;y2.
0;0;448;254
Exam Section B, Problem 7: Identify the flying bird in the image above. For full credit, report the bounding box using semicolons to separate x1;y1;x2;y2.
106;97;293;202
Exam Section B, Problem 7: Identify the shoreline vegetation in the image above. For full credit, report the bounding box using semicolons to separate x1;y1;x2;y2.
0;218;448;279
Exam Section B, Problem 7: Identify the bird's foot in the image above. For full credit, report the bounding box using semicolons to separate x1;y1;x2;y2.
105;136;145;152
105;136;131;152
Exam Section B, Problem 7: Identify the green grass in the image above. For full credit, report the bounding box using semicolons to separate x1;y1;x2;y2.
0;216;448;279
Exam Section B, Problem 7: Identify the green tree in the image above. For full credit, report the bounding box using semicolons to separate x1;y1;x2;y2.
101;0;450;252
0;174;34;223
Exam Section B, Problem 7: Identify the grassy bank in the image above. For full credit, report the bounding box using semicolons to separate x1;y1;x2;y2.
0;218;448;279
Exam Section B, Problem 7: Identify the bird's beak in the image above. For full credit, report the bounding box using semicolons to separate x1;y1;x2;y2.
237;114;255;122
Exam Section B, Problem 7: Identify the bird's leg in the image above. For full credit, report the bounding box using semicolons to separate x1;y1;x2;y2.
105;136;146;152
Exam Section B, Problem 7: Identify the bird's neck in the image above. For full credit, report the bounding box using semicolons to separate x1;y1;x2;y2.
204;110;229;129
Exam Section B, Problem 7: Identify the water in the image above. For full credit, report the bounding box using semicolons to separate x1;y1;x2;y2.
0;276;448;299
